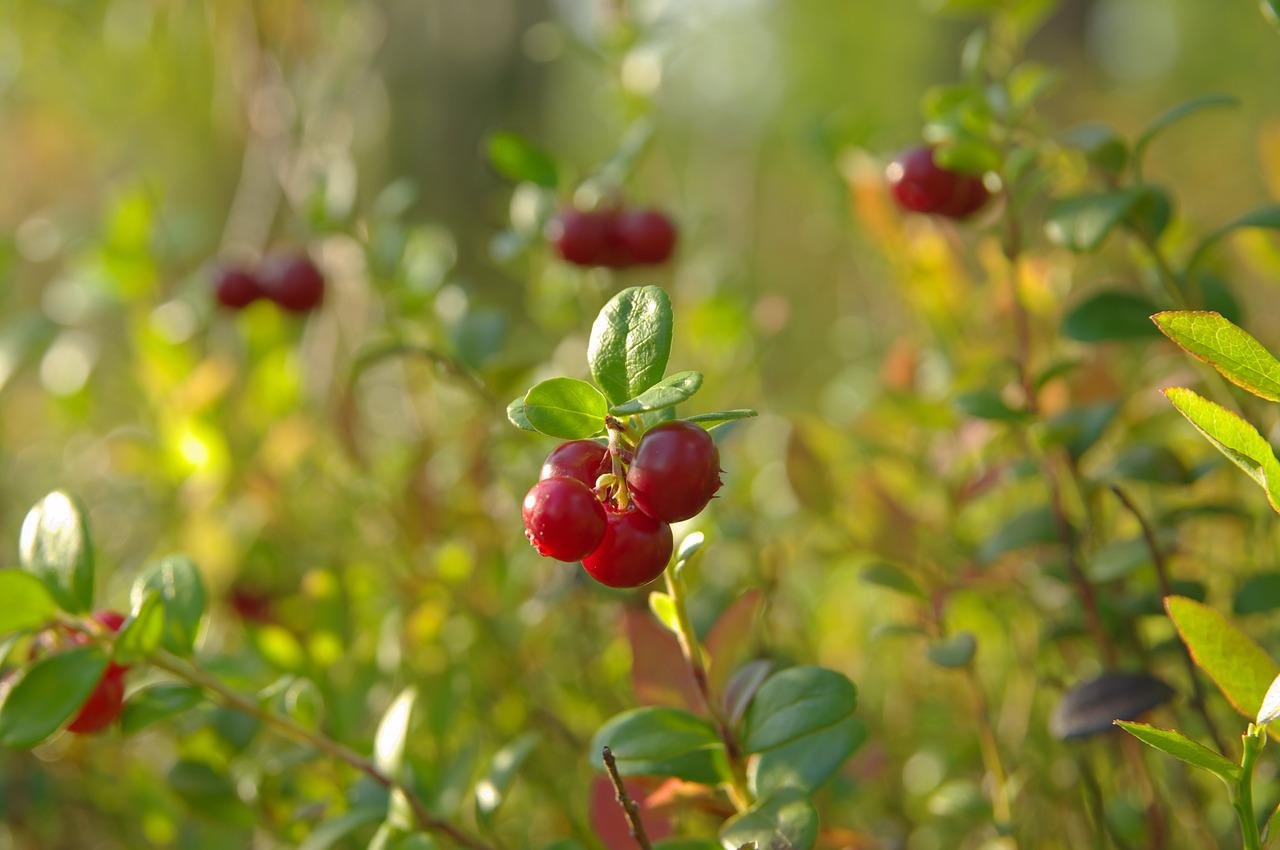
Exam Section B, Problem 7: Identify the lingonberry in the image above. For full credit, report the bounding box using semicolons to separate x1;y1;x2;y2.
214;266;262;310
886;145;989;219
615;209;677;265
581;507;673;588
541;440;610;488
66;609;129;735
229;586;275;624
261;253;325;313
626;421;722;522
523;477;608;562
549;209;610;267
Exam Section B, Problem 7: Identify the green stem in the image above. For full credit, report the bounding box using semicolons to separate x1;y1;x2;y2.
1235;725;1266;850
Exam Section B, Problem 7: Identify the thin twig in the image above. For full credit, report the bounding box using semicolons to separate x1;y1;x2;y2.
601;746;653;850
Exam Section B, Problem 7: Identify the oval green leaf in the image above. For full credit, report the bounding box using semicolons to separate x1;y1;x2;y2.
1062;291;1162;342
1044;190;1144;253
750;715;866;796
0;570;61;635
927;632;977;668
1153;311;1280;402
507;395;536;432
1163;387;1280;514
588;286;673;407
523;377;608;439
1166;595;1279;720
0;646;107;747
610;371;703;415
743;666;858;754
590;706;724;784
18;490;94;613
132;555;206;656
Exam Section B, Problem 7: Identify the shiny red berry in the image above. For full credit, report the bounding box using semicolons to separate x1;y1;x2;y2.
626;421;722;522
615;209;677;265
541;440;610;488
886;146;989;219
214;267;262;310
523;477;607;562
549;209;609;266
261;253;325;313
67;666;126;735
937;173;990;220
581;508;673;588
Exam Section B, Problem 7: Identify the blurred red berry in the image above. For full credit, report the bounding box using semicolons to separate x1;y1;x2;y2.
549;209;610;266
615;209;677;265
886;145;989;219
214;267;262;310
261;253;325;313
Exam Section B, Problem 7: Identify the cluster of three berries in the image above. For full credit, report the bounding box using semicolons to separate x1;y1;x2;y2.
522;421;721;588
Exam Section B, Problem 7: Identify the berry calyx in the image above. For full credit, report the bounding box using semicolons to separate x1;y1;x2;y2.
626;421;722;522
581;508;673;588
214;267;262;310
615;209;677;265
523;477;608;562
549;209;611;267
886;146;989;220
261;253;325;313
541;440;610;488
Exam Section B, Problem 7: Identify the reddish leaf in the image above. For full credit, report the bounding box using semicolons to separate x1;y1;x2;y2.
589;775;673;850
705;589;764;692
624;609;699;709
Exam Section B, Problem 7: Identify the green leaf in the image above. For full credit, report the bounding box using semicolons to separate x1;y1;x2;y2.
1114;721;1239;784
299;806;385;850
1061;291;1162;342
0;646;107;747
954;390;1029;422
1061;123;1128;174
1235;573;1280;615
649;592;680;633
506;395;535;432
1042;403;1119;460
1134;94;1240;172
1088;532;1175;583
1109;445;1192;485
475;732;539;824
979;506;1060;563
718;787;818;850
1153;311;1280;401
132;555;206;656
653;841;721;850
743;666;858;754
1162;387;1280;513
0;570;60;634
522;378;608;439
588;286;674;407
610;371;703;415
375;687;417;776
486;132;558;188
860;562;924;598
114;589;165;665
18;490;94;613
1166;595;1280;720
591;707;724;784
685;409;759;428
1187;205;1280;273
750;716;866;797
926;632;977;668
1044;190;1144;252
120;683;203;735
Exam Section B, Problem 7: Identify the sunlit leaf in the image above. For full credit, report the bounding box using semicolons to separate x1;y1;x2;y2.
1153;311;1280;401
1166;595;1279;719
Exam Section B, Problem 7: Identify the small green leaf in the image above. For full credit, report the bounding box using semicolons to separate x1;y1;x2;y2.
1134;94;1240;172
1115;721;1239;784
375;687;417;776
979;506;1060;563
0;570;60;634
506;395;536;432
610;371;703;415
649;592;680;633
1153;311;1280;401
685;409;759;428
132;555;206;656
1235;573;1280;615
954;390;1029;422
0;646;107;747
926;632;977;668
299;806;385;850
590;707;724;784
523;378;608;439
588;286;674;407
1187;205;1280;274
743;666;858;754
1045;190;1145;252
750;716;866;797
1163;387;1280;513
1062;291;1162;342
120;683;203;735
718;787;818;850
1061;123;1128;174
1166;595;1280;720
114;590;165;665
486;132;558;188
475;732;539;824
860;562;924;598
18;490;94;613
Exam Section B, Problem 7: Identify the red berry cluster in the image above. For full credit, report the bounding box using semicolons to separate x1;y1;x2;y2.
28;610;130;735
214;252;325;313
548;207;677;268
886;146;990;219
522;422;722;588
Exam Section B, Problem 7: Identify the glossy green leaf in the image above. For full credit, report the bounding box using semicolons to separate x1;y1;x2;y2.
299;806;385;850
522;378;608;439
610;371;703;415
719;787;818;850
1115;721;1239;783
1187;205;1280;273
120;683;203;735
0;570;61;634
375;687;417;776
1163;387;1280;513
588;286;674;407
486;132;558;188
506;395;535;432
751;716;866;796
114;589;165;665
590;707;724;784
743;666;858;753
1134;94;1240;171
132;555;205;656
1234;573;1280;615
0;646;107;747
860;562;924;598
954;390;1029;422
1061;291;1162;342
685;409;759;428
1166;595;1279;719
927;632;977;668
1044;190;1143;252
18;490;94;613
475;732;539;824
1153;311;1280;401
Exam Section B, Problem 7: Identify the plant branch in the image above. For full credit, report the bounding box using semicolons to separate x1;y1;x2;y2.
601;746;653;850
1235;725;1266;850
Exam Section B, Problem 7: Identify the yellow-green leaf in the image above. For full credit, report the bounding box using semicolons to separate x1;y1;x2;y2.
1165;595;1280;720
1163;387;1280;513
1153;311;1280;401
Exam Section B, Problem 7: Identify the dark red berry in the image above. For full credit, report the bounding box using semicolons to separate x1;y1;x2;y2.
581;508;673;588
626;421;722;522
261;253;325;313
541;440;610;488
214;267;262;310
887;146;989;219
549;209;610;267
67;665;126;735
229;586;275;624
615;209;677;265
523;477;608;562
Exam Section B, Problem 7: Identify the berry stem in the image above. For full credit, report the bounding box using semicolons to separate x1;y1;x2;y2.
601;746;653;850
661;566;753;812
606;419;632;510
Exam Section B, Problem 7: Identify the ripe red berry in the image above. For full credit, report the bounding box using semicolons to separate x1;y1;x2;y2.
581;508;673;588
615;209;677;265
549;209;610;267
886;146;989;219
523;477;608;562
214;267;262;310
229;586;275;624
261;253;325;313
541;440;610;488
626;421;722;522
67;665;126;735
